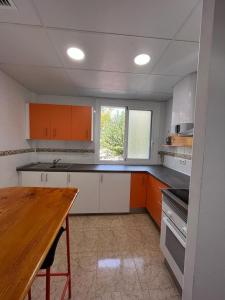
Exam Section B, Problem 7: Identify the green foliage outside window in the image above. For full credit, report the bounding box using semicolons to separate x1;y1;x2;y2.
100;107;125;160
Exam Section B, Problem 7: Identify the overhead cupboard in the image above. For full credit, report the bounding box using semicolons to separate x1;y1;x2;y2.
27;103;93;141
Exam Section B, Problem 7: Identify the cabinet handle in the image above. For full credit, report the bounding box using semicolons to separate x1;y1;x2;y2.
67;173;70;184
45;173;48;182
41;173;44;182
44;128;48;137
100;174;103;183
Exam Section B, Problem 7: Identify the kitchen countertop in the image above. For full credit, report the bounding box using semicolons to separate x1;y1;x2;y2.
17;163;190;189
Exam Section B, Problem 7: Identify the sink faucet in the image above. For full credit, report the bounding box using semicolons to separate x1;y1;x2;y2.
52;159;61;167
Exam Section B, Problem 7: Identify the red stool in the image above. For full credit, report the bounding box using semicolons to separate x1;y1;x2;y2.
28;216;71;300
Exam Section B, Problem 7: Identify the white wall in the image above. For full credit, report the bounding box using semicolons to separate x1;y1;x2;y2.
0;70;34;187
32;94;166;165
183;0;225;299
162;100;192;176
172;72;197;133
161;73;197;175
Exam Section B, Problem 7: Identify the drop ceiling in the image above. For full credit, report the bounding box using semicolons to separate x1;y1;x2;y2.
0;0;202;101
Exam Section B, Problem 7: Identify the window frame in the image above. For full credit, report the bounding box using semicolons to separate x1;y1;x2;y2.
98;105;153;163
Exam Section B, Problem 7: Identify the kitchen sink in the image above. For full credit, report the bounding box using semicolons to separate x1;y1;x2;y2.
28;163;72;170
49;163;71;169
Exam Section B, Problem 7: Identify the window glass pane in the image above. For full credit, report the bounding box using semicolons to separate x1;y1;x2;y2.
128;110;151;159
100;106;126;161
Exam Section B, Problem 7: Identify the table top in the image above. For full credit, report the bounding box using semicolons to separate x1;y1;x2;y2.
0;187;78;300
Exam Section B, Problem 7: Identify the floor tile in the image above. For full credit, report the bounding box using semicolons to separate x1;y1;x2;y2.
26;213;181;300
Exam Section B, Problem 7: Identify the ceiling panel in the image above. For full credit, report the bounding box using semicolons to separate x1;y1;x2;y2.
136;91;172;101
75;88;139;100
153;41;199;76
176;0;203;42
0;24;61;67
0;65;77;95
67;69;148;92
139;75;180;94
0;0;41;25
34;0;198;38
48;29;170;73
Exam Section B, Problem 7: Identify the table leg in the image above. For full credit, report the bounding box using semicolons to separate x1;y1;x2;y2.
28;289;31;300
46;267;50;300
66;216;71;299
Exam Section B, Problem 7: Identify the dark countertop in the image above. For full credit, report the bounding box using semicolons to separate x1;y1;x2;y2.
17;163;190;189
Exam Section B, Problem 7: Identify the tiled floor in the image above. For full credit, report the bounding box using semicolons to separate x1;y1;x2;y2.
29;214;181;300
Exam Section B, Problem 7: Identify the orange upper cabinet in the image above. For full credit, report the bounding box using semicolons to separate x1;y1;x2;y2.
51;105;71;140
130;173;147;209
29;103;52;139
71;106;92;141
28;103;93;141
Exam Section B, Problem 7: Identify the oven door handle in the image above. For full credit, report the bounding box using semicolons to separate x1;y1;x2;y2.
163;217;186;248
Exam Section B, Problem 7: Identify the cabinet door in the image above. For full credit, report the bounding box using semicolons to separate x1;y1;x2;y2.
20;171;44;187
146;175;168;227
45;172;68;187
130;173;147;208
99;173;130;213
29;104;51;139
51;105;71;140
68;172;100;214
71;106;92;141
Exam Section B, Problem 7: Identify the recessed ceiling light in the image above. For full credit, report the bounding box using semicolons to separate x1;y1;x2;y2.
134;54;151;66
67;47;85;61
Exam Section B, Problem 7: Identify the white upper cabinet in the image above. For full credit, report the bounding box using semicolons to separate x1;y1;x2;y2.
99;173;130;213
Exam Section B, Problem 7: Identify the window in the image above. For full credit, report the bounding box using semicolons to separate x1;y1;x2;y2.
127;110;152;159
100;106;126;160
99;106;152;161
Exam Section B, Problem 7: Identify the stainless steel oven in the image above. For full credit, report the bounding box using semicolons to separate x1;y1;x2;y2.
160;190;188;288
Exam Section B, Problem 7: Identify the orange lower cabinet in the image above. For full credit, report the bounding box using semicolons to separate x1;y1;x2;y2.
130;173;147;209
146;175;168;227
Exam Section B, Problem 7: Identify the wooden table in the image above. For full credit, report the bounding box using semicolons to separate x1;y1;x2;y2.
0;187;78;300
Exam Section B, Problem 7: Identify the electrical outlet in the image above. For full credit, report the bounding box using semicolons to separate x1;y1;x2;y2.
179;159;186;165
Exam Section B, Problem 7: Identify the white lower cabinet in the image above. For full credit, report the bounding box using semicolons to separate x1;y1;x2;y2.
20;171;131;214
20;171;67;187
99;173;130;213
44;172;68;187
68;172;100;214
20;171;45;187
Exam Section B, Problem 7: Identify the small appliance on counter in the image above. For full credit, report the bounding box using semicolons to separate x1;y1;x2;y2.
160;188;189;289
175;123;194;136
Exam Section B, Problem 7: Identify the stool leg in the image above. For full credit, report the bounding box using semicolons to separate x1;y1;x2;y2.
28;289;31;300
66;216;72;299
46;267;51;300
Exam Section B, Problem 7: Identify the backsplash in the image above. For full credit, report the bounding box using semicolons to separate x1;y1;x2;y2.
161;146;192;176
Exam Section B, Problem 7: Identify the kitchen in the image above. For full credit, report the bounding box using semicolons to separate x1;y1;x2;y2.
0;1;225;300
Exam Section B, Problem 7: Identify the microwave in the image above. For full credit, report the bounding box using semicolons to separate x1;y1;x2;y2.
175;123;194;136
